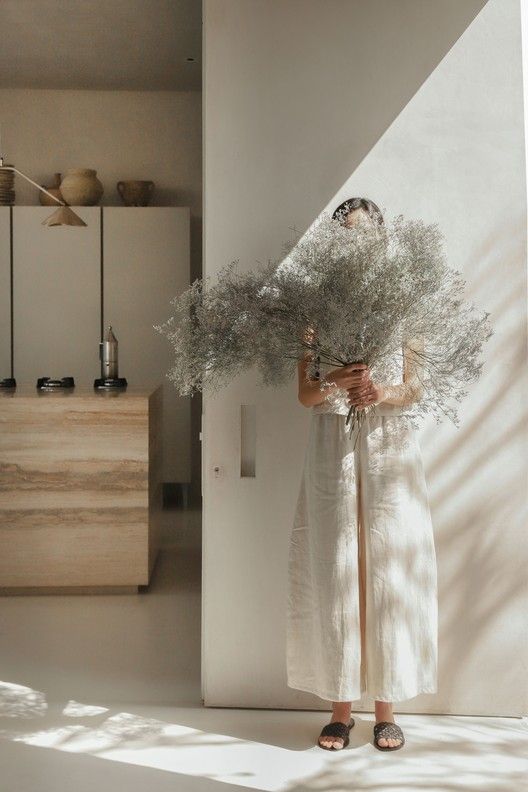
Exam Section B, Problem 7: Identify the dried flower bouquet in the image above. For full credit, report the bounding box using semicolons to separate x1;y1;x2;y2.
154;211;492;442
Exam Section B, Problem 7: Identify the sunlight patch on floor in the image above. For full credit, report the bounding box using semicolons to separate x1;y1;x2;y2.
0;682;526;792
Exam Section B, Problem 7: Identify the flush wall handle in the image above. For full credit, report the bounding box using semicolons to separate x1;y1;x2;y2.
240;404;256;477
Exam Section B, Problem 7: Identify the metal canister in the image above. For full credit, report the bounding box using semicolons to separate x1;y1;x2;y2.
99;325;119;380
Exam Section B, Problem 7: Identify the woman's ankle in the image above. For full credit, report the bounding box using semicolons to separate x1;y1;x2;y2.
331;701;352;721
374;700;394;720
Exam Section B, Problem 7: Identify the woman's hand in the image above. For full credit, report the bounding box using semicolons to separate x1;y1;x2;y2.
346;367;385;409
325;362;369;391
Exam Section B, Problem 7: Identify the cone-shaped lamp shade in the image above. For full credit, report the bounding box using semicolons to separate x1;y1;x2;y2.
41;205;87;227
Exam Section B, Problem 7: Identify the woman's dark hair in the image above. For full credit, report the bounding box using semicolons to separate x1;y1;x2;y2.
332;197;384;227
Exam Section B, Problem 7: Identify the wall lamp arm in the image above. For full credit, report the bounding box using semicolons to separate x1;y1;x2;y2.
0;165;66;206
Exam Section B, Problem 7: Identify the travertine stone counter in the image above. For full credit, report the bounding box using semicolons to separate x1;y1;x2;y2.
0;384;163;594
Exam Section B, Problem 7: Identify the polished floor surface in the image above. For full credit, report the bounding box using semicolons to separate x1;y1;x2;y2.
0;506;526;791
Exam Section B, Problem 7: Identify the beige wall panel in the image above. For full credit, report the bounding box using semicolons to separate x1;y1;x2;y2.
103;207;190;483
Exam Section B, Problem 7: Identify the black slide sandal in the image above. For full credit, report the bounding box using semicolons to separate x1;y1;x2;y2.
317;717;355;750
373;720;405;751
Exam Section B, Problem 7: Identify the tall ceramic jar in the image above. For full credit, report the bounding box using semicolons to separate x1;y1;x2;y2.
60;168;104;205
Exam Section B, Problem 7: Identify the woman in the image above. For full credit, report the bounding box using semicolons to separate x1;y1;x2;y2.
286;197;438;752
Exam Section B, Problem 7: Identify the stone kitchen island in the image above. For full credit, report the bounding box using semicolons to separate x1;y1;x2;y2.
0;383;163;594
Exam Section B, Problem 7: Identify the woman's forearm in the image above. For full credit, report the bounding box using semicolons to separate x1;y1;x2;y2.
379;380;424;407
299;375;339;408
298;344;340;408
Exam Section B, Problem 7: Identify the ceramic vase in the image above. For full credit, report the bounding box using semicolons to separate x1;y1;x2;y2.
60;168;104;205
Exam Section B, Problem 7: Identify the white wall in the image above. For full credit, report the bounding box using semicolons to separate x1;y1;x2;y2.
203;0;527;716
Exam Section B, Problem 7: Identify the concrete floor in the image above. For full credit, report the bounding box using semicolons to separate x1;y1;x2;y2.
0;506;526;792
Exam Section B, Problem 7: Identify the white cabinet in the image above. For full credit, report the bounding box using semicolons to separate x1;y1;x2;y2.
5;205;190;484
13;207;101;381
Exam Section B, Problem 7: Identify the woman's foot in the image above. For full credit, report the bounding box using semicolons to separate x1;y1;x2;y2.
374;700;403;748
318;701;352;750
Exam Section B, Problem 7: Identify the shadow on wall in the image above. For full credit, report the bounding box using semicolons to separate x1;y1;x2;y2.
422;210;527;711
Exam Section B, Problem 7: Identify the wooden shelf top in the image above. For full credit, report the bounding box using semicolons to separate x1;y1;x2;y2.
0;382;163;399
0;205;191;210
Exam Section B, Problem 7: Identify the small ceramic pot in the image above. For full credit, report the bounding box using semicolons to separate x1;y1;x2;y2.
39;172;63;206
117;180;155;206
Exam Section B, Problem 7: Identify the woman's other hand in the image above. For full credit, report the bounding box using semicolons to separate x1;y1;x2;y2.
346;366;385;409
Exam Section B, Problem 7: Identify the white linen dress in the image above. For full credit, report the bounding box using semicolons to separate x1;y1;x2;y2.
286;353;438;703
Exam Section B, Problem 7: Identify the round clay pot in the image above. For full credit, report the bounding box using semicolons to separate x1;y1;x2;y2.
117;180;155;206
60;168;104;206
39;172;63;206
